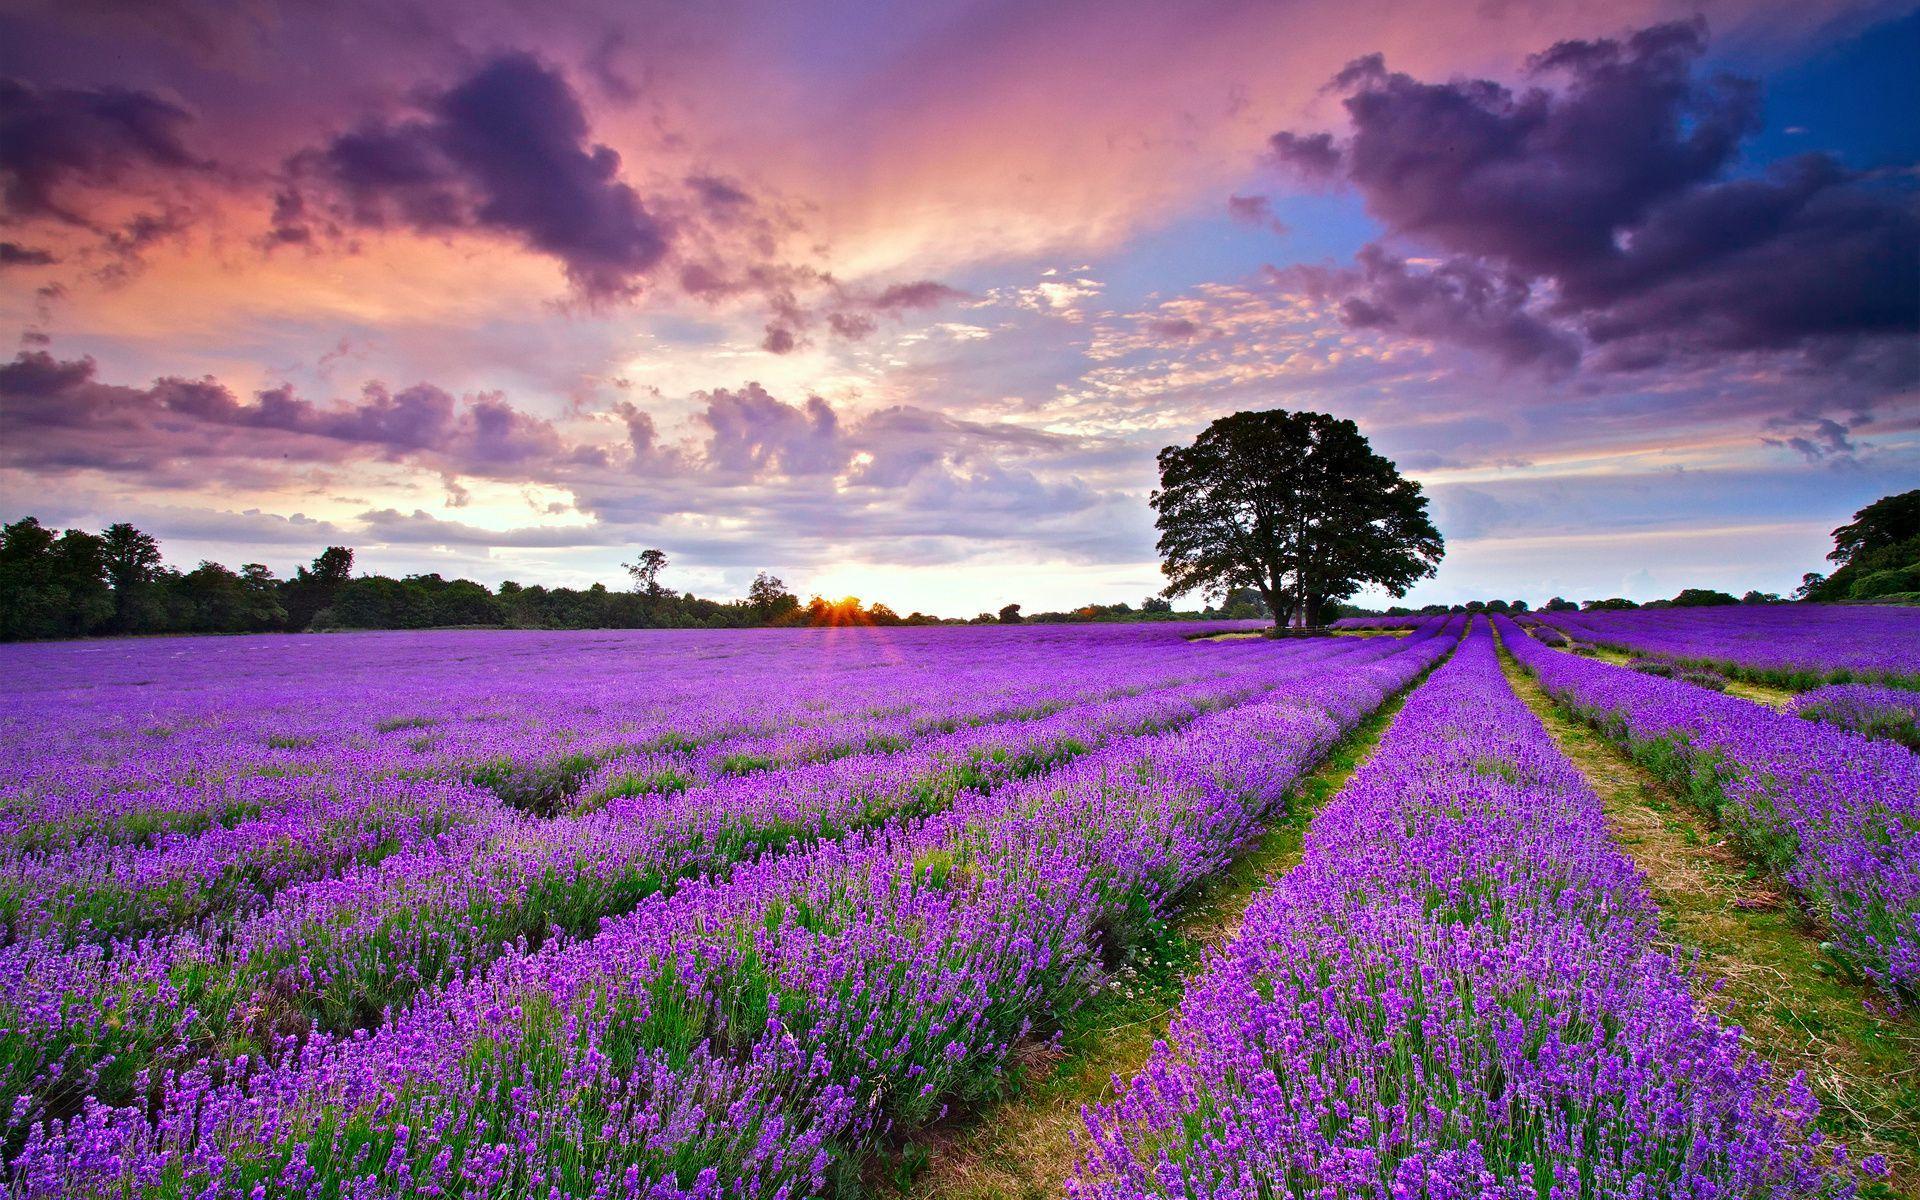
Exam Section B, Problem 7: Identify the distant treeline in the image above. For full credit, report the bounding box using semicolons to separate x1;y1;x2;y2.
1353;588;1789;619
0;517;1260;641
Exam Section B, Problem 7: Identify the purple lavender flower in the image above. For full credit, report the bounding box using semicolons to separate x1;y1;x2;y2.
1075;620;1860;1198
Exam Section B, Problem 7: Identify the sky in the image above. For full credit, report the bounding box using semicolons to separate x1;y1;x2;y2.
1;0;1915;616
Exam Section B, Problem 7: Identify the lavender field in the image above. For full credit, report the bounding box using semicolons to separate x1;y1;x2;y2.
2;611;1915;1197
1538;605;1920;690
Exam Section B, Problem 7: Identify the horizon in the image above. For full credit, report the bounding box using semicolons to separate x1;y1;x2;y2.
2;2;1916;615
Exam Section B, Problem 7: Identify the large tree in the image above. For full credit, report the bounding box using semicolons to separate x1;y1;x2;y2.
625;548;669;596
1151;409;1442;628
100;522;164;633
1805;489;1920;601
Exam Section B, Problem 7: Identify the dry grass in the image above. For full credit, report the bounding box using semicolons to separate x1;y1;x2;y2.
1501;647;1920;1197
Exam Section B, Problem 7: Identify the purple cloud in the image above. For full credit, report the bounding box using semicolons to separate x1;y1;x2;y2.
0;77;206;227
698;383;847;476
0;350;564;480
280;53;670;300
1269;20;1919;374
1226;193;1287;234
1285;245;1579;372
868;280;963;312
0;241;57;266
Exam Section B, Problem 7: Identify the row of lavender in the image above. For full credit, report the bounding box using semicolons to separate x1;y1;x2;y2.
1499;616;1919;1004
3;624;1459;1195
1538;605;1920;690
1;625;1270;847
1073;620;1870;1197
1;632;1274;948
2;629;1396;1142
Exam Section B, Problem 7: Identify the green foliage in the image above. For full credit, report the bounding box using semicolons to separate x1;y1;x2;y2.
747;570;800;620
0;516;899;640
1669;587;1739;607
1150;408;1442;627
1805;491;1920;602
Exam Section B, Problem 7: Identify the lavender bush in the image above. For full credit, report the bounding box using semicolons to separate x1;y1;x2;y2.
0;621;1460;1194
1074;620;1870;1198
1542;605;1920;689
1792;685;1920;750
1501;616;1920;1003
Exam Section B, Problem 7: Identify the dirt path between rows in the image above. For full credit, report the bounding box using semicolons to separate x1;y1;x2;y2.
883;676;1424;1199
1499;644;1920;1196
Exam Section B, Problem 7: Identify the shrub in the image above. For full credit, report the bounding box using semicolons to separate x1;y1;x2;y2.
1678;668;1729;692
1791;684;1920;750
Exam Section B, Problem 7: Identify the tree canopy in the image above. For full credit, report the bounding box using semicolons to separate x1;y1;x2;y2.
1150;409;1443;627
1803;489;1920;602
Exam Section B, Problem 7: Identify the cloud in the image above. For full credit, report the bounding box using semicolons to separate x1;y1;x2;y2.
0;350;567;482
868;280;963;312
0;241;57;266
279;53;671;300
1267;20;1919;374
0;348;1118;564
698;384;847;476
1266;131;1341;177
795;279;968;347
1281;245;1580;372
1225;193;1288;234
356;507;598;547
1761;405;1872;462
0;76;207;227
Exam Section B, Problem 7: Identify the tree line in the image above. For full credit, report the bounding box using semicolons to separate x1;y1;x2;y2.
0;517;1256;642
0;517;932;640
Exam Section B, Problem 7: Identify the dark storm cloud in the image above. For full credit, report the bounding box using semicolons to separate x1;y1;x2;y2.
0;77;207;226
280;53;671;300
1269;20;1919;373
1265;131;1340;177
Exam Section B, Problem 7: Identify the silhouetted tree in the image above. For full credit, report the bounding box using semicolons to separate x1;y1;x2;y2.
748;571;799;620
626;549;669;596
100;523;164;633
283;546;355;631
